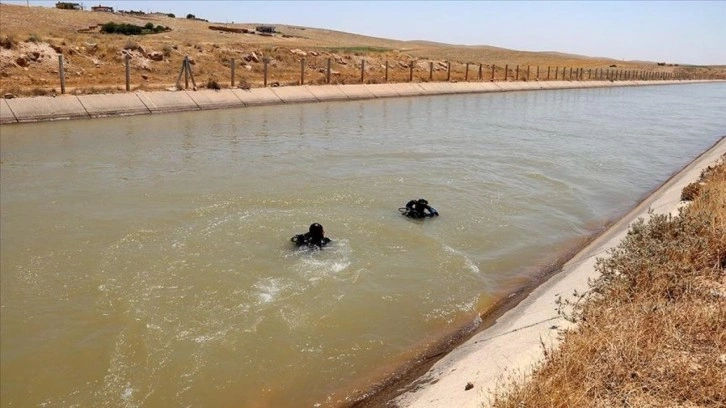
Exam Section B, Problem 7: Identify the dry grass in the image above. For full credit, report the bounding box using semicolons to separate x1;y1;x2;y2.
492;156;726;407
1;3;724;97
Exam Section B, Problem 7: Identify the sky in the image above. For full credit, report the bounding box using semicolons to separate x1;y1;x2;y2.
2;1;725;65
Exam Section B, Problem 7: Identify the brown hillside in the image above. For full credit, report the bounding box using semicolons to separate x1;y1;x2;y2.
0;3;723;97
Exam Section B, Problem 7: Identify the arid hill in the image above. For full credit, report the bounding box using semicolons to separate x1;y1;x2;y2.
0;3;723;97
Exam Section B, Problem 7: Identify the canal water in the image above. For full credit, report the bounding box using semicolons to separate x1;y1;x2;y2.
1;83;725;407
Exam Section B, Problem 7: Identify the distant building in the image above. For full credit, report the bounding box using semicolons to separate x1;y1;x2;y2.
55;2;82;10
91;5;114;13
256;25;276;34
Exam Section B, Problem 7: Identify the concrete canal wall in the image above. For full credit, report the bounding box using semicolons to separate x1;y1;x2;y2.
0;80;721;125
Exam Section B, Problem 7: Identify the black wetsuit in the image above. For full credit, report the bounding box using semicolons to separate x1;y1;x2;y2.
291;233;331;248
404;200;439;218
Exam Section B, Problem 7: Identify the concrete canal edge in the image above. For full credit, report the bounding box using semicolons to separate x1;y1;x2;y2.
0;80;723;125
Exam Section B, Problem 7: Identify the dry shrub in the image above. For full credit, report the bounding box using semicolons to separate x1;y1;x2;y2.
0;33;16;49
682;181;701;201
493;154;726;407
205;77;221;90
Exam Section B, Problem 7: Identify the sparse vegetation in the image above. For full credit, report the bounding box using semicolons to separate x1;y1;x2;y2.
27;33;42;43
206;77;221;90
123;39;139;51
681;181;701;201
55;2;82;10
326;46;391;54
0;33;15;49
100;22;170;36
493;155;726;407
162;44;173;57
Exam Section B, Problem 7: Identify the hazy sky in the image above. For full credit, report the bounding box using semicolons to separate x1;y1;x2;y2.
3;1;725;65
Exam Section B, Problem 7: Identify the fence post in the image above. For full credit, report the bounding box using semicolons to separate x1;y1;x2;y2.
300;58;305;85
536;66;540;80
409;62;414;82
327;57;331;84
385;60;389;83
185;57;197;89
429;61;434;81
360;59;365;84
527;65;530;81
446;61;451;81
504;64;508;81
231;58;236;88
547;66;550;80
58;54;65;94
478;63;483;81
491;65;495;81
124;54;130;91
465;63;469;81
263;59;268;87
554;66;558;80
515;65;519;80
184;56;190;89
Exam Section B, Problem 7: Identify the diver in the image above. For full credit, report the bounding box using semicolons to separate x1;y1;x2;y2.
291;223;332;248
400;198;439;218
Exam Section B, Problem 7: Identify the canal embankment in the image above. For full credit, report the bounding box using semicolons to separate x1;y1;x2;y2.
0;79;721;125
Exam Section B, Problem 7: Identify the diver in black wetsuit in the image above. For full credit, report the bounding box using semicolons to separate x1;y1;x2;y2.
401;198;439;218
291;223;332;248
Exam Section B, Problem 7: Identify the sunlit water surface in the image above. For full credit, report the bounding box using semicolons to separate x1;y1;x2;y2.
1;83;725;407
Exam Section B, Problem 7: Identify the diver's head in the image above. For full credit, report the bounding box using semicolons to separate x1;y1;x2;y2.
309;223;324;238
417;198;428;206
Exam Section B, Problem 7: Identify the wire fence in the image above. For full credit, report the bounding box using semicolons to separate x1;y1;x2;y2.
52;54;724;95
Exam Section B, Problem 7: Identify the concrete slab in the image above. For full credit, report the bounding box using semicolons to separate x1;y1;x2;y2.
135;90;199;113
77;93;151;118
525;81;546;90
448;82;480;93
492;81;522;91
306;85;350;101
466;82;501;93
231;88;283;106
539;80;556;88
6;95;89;122
391;137;726;408
557;81;581;89
270;85;319;103
365;83;401;98
411;82;441;95
507;81;537;91
184;89;245;110
337;84;376;100
385;83;426;97
0;98;17;124
417;82;459;95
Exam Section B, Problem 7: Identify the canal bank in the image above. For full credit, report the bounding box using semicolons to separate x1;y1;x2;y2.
357;136;725;408
0;79;720;125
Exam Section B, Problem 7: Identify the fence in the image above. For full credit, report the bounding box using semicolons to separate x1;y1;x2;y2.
51;54;723;95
